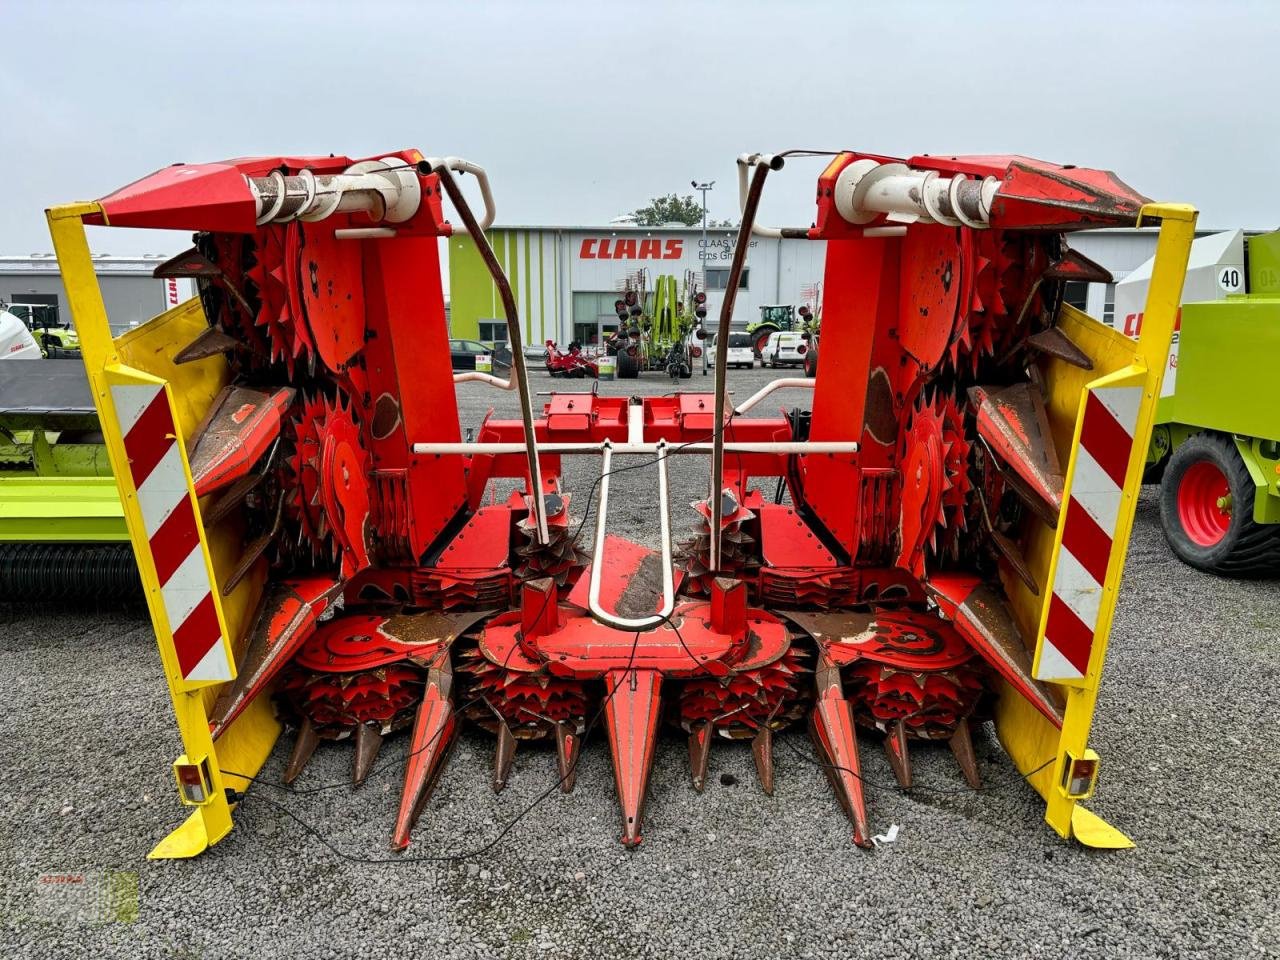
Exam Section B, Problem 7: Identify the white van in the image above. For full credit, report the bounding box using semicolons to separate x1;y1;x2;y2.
764;330;807;368
726;332;755;369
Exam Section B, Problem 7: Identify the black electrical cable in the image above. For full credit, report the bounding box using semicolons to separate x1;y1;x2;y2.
661;613;1057;797
238;622;649;865
220;413;749;860
225;393;1050;865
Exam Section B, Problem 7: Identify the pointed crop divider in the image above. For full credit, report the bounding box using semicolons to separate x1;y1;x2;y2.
688;720;712;793
1043;246;1114;284
209;578;344;740
949;717;982;789
1025;326;1093;370
970;383;1064;526
928;576;1065;730
603;668;662;848
554;720;582;793
883;720;913;790
353;723;384;786
751;726;775;796
154;245;256;315
283;718;320;785
809;651;872;848
493;719;517;793
175;325;245;365
188;385;294;499
392;657;457;851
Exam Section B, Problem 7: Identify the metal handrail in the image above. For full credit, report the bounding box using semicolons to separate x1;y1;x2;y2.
412;440;859;456
452;370;515;389
587;440;675;631
422;156;497;230
732;377;813;416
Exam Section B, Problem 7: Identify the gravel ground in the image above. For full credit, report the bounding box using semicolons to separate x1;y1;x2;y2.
2;365;1277;959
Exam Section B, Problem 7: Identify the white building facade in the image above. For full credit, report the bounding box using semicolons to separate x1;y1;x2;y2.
448;224;1234;347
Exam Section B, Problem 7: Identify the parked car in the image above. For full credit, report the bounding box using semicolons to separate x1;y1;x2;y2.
726;332;756;369
450;339;512;371
522;341;549;362
763;330;807;368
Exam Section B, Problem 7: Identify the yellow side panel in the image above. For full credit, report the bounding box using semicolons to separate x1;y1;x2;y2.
999;305;1139;644
992;306;1143;799
49;201;281;859
992;205;1197;846
116;300;281;795
115;299;229;439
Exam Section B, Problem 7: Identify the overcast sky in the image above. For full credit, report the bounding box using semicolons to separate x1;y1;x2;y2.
4;0;1278;269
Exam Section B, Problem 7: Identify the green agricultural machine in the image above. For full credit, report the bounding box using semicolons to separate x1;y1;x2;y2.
0;357;135;599
2;300;82;357
746;285;821;357
612;271;705;379
1116;229;1280;575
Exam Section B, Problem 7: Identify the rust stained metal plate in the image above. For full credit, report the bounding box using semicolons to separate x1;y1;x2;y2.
189;385;295;498
209;576;344;739
970;382;1064;523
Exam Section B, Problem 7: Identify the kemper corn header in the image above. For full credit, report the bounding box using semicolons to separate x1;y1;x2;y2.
48;146;1194;858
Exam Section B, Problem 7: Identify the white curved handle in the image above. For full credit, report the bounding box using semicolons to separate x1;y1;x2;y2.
737;154;785;239
587;441;676;631
426;156;496;230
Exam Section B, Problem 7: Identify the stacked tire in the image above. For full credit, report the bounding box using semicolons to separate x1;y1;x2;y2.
617;347;640;379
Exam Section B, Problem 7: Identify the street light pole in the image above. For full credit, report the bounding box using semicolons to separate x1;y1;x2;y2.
692;179;714;375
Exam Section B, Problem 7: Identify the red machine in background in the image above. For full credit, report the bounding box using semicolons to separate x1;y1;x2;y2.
543;339;598;378
56;145;1191;858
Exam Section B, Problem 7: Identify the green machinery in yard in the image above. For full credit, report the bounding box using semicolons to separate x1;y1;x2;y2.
3;301;82;357
746;294;820;358
1116;229;1280;575
613;272;703;378
0;358;135;599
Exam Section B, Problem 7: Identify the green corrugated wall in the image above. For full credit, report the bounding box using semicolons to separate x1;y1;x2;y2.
448;229;552;342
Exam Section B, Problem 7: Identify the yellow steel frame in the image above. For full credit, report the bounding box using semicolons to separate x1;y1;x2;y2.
993;203;1196;848
47;204;280;859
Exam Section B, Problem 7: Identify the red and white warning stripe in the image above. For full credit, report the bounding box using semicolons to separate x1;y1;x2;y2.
1036;385;1142;682
112;383;231;684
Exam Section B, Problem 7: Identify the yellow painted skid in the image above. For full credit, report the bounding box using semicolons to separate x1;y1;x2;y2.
991;204;1196;846
47;204;280;859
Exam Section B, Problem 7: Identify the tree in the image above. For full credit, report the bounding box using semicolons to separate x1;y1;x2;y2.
631;194;705;227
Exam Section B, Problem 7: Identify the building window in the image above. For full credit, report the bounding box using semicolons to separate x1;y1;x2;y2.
704;267;749;291
1102;283;1116;327
478;321;508;342
1061;281;1089;312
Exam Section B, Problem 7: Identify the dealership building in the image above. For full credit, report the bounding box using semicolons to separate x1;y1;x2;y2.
445;224;1233;346
447;225;827;347
2;224;1237;347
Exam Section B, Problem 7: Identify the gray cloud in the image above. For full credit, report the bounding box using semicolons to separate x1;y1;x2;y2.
3;0;1277;267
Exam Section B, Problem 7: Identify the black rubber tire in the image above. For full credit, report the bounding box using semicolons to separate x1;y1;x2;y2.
616;349;640;379
1159;432;1280;577
803;349;818;379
